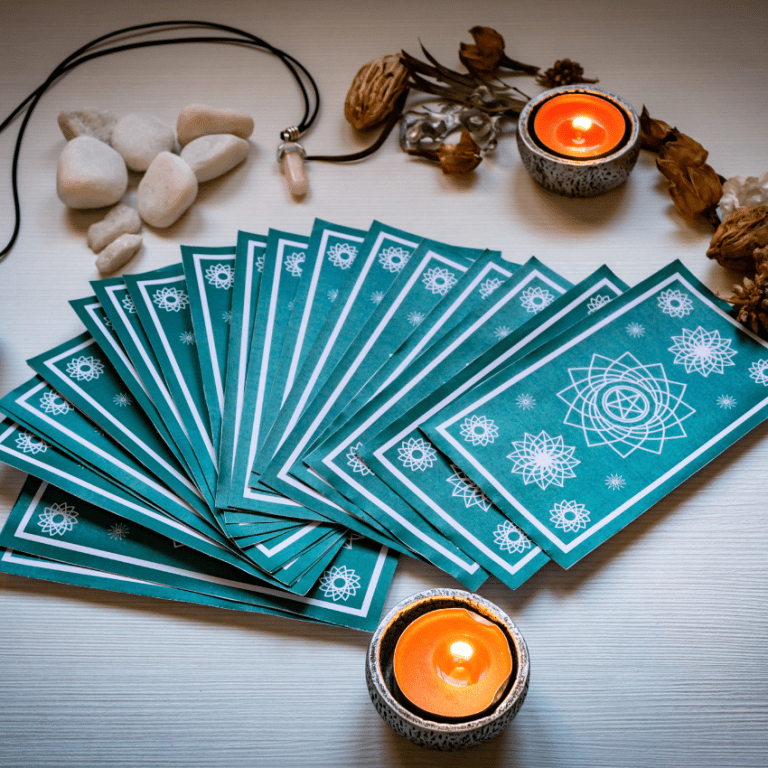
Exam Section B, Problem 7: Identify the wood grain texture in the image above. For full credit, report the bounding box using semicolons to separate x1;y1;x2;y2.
1;1;766;765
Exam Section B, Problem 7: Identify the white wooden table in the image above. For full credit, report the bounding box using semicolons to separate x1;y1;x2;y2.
1;1;766;765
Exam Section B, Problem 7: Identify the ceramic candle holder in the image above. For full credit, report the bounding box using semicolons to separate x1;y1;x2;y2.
516;84;641;197
365;588;530;751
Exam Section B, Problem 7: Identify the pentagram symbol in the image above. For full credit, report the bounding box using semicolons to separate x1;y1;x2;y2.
600;385;650;424
558;352;695;458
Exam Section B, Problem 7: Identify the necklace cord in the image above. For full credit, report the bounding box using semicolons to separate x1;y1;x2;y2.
0;20;320;263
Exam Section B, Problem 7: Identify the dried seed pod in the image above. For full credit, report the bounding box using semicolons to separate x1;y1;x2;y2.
459;27;539;76
437;130;482;174
639;106;675;152
727;266;768;337
344;54;409;130
667;163;722;224
657;130;709;169
707;205;768;273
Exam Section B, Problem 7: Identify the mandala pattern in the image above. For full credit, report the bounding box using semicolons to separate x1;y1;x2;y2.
39;391;71;416
668;327;737;377
346;442;372;476
370;291;385;305
748;359;768;386
520;286;554;314
550;500;590;533
605;473;626;490
66;355;104;381
626;322;646;338
107;522;130;541
587;294;612;314
319;565;361;602
284;251;305;277
493;521;532;554
255;254;265;273
327;289;339;303
657;288;693;318
494;326;511;340
558;352;695;458
447;465;491;511
112;393;132;408
479;277;503;299
460;415;499;447
122;295;137;314
152;287;190;312
327;242;358;269
204;263;234;290
516;393;536;410
15;431;47;455
717;395;736;409
37;502;78;536
422;267;458;296
343;532;364;550
378;245;411;273
397;436;437;471
221;310;232;324
507;430;579;489
407;311;425;326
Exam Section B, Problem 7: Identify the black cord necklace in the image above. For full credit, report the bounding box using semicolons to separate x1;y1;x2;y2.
0;20;321;263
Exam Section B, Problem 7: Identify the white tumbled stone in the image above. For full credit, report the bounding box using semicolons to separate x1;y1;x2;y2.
136;152;198;228
95;233;143;274
177;104;254;147
179;134;250;182
87;203;142;252
111;113;176;172
58;108;118;143
56;136;128;209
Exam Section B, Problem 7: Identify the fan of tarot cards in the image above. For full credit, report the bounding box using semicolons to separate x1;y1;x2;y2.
2;218;768;630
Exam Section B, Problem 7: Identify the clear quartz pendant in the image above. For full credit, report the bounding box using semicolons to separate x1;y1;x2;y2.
277;141;308;197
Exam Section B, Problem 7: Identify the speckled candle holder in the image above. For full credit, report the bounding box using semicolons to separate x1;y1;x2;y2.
365;588;530;751
516;84;641;197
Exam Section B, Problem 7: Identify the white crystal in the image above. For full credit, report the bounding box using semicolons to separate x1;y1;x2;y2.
111;113;176;172
87;203;141;252
180;134;249;182
56;136;128;209
136;152;198;228
94;233;143;274
177;103;254;147
57;108;118;143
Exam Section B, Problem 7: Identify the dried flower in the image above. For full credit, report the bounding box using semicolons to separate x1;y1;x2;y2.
718;171;768;220
639;106;675;152
657;130;709;169
407;129;482;174
535;59;598;89
438;130;482;174
707;205;768;272
726;251;768;336
665;163;722;226
458;27;539;76
345;54;409;130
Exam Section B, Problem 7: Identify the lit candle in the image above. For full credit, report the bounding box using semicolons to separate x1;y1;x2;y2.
393;607;513;720
532;92;629;159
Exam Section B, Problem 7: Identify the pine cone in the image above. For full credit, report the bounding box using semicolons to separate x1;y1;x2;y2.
535;59;598;88
727;269;768;337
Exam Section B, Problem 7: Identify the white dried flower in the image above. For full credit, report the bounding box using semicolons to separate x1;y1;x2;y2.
718;171;768;220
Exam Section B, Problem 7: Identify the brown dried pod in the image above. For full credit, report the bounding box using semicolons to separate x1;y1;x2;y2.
535;58;598;89
458;27;539;76
437;130;482;174
707;205;768;273
344;54;409;130
727;266;768;337
658;130;709;168
639;106;675;152
667;163;722;225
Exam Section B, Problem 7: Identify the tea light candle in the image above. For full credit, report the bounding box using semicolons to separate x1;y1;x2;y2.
516;85;641;197
393;607;513;720
532;92;629;159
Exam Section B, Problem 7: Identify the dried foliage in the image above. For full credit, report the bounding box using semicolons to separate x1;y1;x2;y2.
708;205;768;273
458;26;538;76
407;129;483;174
639;106;675;151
